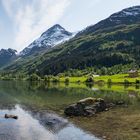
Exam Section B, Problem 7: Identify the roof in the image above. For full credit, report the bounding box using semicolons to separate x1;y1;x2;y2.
128;70;138;73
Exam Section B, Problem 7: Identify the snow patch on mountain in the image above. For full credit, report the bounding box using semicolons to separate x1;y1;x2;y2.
20;24;74;56
110;6;140;18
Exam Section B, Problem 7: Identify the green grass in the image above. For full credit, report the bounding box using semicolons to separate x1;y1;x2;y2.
59;76;87;83
94;73;140;84
49;72;140;85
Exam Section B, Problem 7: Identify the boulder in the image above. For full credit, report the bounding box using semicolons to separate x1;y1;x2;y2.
64;97;107;116
5;114;18;119
78;97;97;106
64;103;85;116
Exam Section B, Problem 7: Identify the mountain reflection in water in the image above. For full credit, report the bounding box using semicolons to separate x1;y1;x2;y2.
0;105;99;140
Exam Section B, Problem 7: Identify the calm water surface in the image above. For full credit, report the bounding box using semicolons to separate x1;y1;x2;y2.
0;81;101;140
0;81;139;140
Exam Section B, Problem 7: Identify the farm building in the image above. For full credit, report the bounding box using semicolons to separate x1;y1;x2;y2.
128;70;139;78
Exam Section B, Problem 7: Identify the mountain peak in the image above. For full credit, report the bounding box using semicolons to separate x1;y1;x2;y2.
51;24;64;29
0;48;17;55
20;24;73;56
0;48;17;67
41;24;67;37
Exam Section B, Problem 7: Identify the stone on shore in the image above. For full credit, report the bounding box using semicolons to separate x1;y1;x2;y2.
64;97;107;116
5;114;18;119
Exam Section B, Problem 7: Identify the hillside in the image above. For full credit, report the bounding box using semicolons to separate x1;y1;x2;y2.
3;6;140;75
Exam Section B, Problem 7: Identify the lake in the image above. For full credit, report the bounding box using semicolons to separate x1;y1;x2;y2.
0;81;140;140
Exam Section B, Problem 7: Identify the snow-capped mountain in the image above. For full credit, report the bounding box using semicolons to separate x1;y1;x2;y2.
110;6;140;18
109;5;140;23
77;6;140;36
20;24;74;56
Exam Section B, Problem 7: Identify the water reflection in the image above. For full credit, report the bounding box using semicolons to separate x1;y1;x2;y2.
0;81;139;140
0;105;99;140
0;105;55;140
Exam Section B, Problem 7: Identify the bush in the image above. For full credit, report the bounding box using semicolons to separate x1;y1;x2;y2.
2;76;13;81
44;75;51;82
85;77;94;83
124;79;129;85
52;77;59;83
136;79;140;84
28;74;41;81
65;77;69;83
77;80;81;83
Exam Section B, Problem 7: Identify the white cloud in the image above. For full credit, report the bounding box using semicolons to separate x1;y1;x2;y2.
2;0;70;51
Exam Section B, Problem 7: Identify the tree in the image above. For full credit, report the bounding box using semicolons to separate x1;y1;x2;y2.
28;73;41;81
85;76;94;83
65;77;69;84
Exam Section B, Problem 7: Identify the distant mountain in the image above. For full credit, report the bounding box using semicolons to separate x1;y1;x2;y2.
20;24;74;56
0;48;17;68
3;6;140;75
77;6;140;36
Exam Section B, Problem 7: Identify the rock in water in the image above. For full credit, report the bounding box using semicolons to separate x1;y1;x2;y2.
64;97;107;116
5;114;18;119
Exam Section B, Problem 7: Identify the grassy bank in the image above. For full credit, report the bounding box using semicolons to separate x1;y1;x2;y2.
95;73;140;84
1;71;140;85
56;73;140;85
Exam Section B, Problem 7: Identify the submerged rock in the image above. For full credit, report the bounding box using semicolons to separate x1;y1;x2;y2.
28;109;68;133
64;97;107;116
5;114;18;119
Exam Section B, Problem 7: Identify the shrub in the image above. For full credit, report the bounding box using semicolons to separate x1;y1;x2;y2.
44;75;51;82
85;77;94;83
77;80;81;83
2;76;13;81
65;77;69;83
136;79;140;84
28;74;41;81
124;79;129;85
52;77;59;83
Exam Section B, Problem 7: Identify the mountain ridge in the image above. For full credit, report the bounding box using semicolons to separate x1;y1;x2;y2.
77;6;140;37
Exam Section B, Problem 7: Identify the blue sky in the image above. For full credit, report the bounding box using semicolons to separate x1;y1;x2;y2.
0;0;140;52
